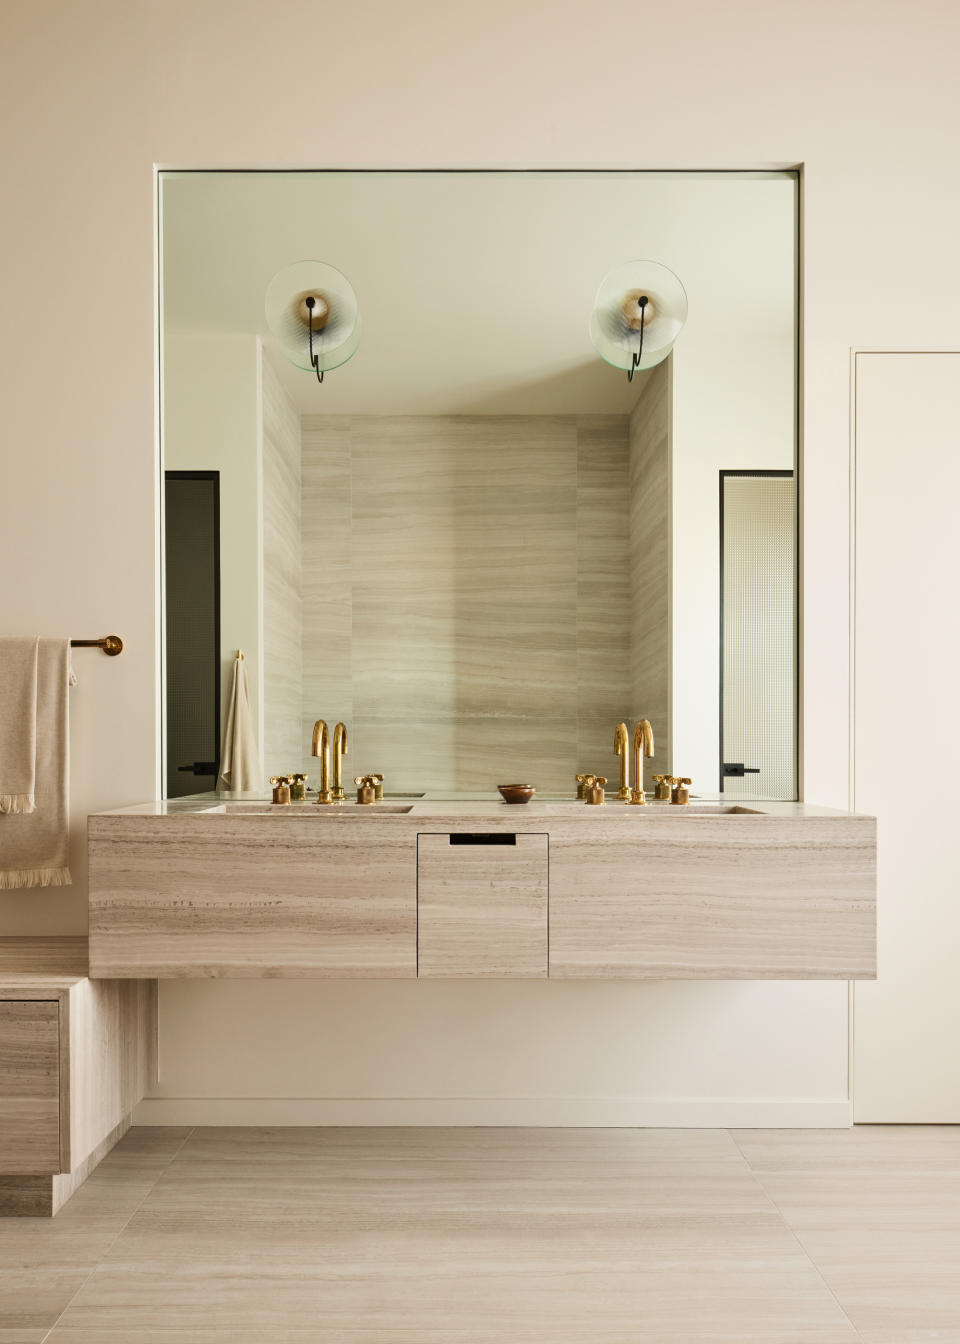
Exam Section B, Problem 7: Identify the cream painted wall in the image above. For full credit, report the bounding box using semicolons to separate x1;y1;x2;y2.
3;0;955;1121
163;333;264;772
852;353;960;1121
671;178;797;791
261;351;302;784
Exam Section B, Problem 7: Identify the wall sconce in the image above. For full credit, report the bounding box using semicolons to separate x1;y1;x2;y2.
265;261;361;384
589;260;687;382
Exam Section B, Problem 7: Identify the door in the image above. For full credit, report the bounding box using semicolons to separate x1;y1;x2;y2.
720;471;797;799
164;471;221;797
853;352;960;1120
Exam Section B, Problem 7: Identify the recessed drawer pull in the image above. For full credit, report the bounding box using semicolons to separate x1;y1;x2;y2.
448;834;517;846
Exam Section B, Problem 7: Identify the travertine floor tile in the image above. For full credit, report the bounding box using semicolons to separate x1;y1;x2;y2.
143;1156;771;1224
174;1124;742;1164
56;1261;857;1339
858;1334;960;1343
0;1129;192;1330
794;1229;960;1335
55;1127;191;1228
0;1220;116;1330
95;1127;193;1165
54;1133;854;1341
754;1169;960;1232
103;1206;809;1269
737;1125;960;1336
733;1125;960;1172
19;1125;960;1341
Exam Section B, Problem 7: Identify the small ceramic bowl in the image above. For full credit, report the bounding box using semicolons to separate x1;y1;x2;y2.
498;784;536;805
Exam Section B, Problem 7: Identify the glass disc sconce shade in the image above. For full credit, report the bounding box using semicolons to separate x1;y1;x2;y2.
265;260;361;380
589;260;687;378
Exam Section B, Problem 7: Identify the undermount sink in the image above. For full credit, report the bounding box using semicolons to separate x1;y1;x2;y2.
223;803;415;815
531;802;762;815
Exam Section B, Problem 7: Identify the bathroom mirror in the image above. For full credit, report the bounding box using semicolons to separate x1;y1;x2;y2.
160;170;798;800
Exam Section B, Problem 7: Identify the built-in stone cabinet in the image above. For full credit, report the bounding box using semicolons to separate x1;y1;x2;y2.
0;938;155;1216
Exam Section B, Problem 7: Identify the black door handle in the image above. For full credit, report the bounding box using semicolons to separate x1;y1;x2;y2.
722;763;761;777
178;761;218;775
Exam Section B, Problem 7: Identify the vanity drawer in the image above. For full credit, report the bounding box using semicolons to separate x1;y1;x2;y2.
0;1000;60;1174
89;818;418;977
548;816;877;979
417;833;548;978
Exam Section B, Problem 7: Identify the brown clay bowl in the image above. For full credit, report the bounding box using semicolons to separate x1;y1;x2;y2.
498;784;536;805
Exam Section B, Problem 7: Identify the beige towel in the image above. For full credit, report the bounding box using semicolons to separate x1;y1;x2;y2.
217;654;261;792
0;639;75;888
0;636;40;812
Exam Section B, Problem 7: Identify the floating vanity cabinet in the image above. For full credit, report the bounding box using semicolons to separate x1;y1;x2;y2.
88;813;418;978
0;938;156;1216
549;814;877;979
418;833;548;978
89;802;876;980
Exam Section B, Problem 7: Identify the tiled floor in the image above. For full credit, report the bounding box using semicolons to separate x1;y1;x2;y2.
6;1125;960;1341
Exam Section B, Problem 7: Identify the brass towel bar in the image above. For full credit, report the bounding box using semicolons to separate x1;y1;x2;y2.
70;636;123;656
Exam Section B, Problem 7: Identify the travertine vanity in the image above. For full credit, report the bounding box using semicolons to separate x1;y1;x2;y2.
88;797;876;981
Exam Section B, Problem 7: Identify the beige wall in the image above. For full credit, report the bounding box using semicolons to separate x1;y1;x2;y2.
300;413;630;793
261;352;302;783
163;332;265;771
853;354;960;1121
2;0;954;1121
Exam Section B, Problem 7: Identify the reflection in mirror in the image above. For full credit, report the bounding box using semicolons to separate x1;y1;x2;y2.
160;170;797;801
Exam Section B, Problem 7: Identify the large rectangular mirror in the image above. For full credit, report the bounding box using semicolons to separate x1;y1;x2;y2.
160;170;797;800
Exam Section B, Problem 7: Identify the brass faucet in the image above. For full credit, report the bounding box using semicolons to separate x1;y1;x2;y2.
613;722;631;800
311;719;333;804
332;722;348;801
629;719;655;805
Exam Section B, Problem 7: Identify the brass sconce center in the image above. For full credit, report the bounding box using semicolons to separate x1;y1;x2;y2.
296;292;330;330
621;290;658;330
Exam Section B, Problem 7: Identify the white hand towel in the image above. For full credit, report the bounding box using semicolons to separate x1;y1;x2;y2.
217;654;261;792
0;636;40;812
0;639;75;889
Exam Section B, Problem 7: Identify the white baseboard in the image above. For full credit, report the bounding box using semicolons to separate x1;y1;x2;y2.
134;1096;853;1128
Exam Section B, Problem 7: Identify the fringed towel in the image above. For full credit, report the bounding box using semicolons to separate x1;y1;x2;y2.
0;636;40;812
217;652;262;792
0;639;76;889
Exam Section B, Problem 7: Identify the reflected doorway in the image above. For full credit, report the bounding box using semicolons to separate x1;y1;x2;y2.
165;470;221;797
720;470;797;799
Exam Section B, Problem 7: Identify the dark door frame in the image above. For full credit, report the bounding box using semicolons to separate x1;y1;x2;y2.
164;469;222;792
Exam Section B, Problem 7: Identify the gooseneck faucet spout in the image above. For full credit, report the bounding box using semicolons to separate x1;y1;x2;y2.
332;722;348;802
629;719;655;805
614;722;631;800
311;719;333;804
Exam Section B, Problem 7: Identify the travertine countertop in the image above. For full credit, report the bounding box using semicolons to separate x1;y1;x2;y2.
91;792;867;820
